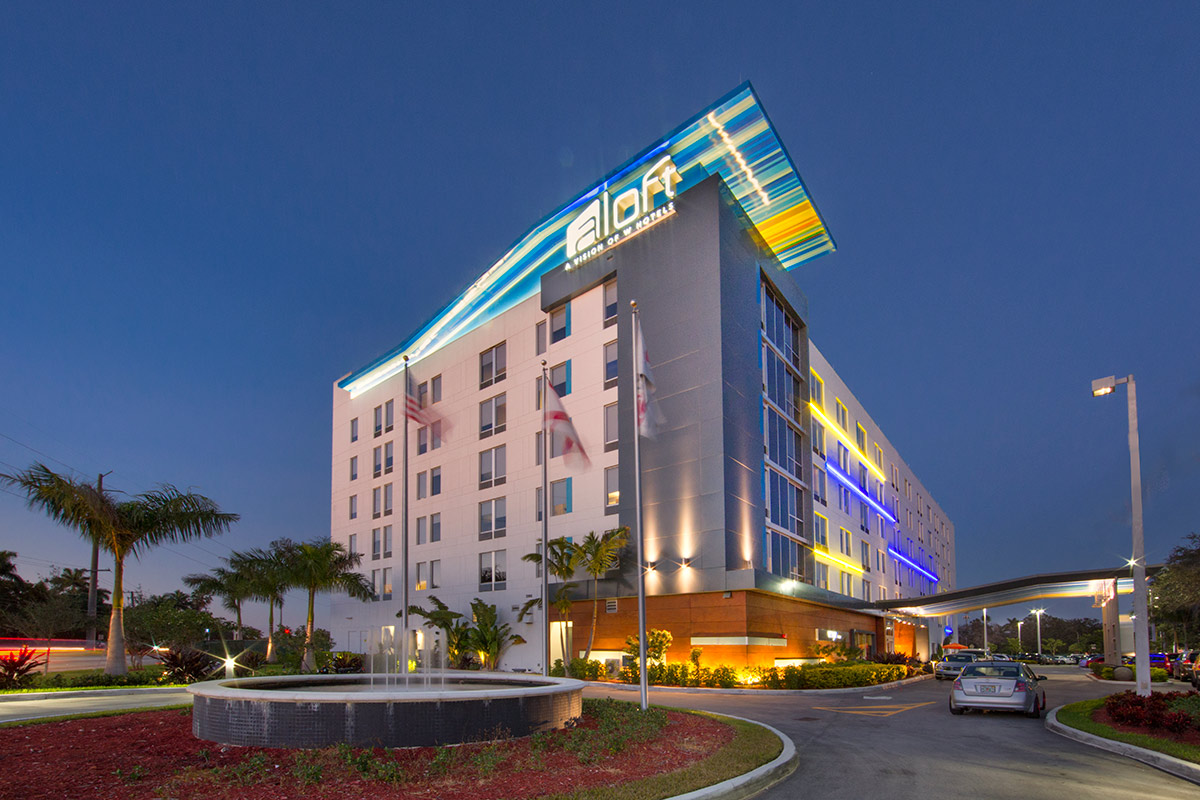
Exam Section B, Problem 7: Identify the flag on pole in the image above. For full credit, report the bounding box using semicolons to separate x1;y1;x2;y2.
544;383;590;468
405;371;443;429
634;314;665;438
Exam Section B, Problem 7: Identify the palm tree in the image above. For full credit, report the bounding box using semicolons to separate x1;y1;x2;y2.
183;561;256;640
468;598;525;671
575;527;629;664
0;463;238;675
520;537;579;671
235;540;296;662
282;540;373;671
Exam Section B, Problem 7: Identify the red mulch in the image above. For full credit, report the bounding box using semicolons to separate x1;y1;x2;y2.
1091;706;1200;747
0;707;733;800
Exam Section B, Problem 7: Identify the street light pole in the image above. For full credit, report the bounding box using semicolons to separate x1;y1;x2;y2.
982;607;988;652
1032;608;1044;661
1092;374;1151;696
1017;620;1024;654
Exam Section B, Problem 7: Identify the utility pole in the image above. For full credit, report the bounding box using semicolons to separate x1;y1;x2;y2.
86;471;112;650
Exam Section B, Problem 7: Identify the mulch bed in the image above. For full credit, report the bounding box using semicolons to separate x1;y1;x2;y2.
0;706;733;800
1091;706;1200;748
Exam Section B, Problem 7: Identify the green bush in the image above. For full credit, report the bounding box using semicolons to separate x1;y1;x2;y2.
798;664;905;689
662;662;689;686
550;658;566;677
706;665;738;688
1101;666;1115;680
567;658;606;681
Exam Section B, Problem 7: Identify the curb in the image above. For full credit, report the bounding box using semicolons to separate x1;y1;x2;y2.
0;686;187;703
593;672;931;697
666;714;797;800
1045;705;1200;786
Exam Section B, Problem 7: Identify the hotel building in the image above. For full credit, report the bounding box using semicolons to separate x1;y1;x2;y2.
330;84;955;670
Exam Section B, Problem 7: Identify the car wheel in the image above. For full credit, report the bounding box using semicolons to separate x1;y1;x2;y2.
949;696;964;715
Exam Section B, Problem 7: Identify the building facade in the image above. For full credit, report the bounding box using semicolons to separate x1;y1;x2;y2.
330;85;954;670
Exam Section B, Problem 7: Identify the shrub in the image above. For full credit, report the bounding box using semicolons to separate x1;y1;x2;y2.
156;648;218;684
662;662;689;686
327;652;364;674
1161;710;1193;736
0;647;47;689
568;658;606;681
707;665;738;688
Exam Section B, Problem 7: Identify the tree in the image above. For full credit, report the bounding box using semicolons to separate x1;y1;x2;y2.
0;551;42;635
0;463;239;675
183;560;256;639
520;537;579;669
624;629;673;664
123;592;229;653
236;540;295;662
468;598;525;670
282;540;373;671
2;593;82;673
573;527;628;664
407;595;474;669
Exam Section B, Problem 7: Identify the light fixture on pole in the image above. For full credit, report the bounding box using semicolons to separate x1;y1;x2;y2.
1031;608;1045;661
1091;374;1151;697
982;607;988;653
1017;620;1024;653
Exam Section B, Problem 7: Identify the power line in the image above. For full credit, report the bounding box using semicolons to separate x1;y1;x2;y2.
0;431;85;475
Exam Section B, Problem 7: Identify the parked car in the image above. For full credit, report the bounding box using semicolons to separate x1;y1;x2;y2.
1172;650;1200;681
949;661;1047;718
1079;654;1105;668
935;653;977;680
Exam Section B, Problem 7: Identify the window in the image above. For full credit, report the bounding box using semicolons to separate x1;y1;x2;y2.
809;370;824;408
766;407;802;477
835;399;848;430
384;442;393;474
431;421;442;450
837;484;850;514
837;442;849;472
479;497;507;540
349;456;358;481
431;375;442;403
839;527;853;556
812;465;826;504
549;361;570;396
372;528;381;560
765;468;802;535
350;418;359;442
430;559;441;588
374;405;383;437
381;568;392;601
430;467;441;496
371;569;379;600
814;562;828;590
416;381;429;410
480;394;507;437
841;572;853;596
535;486;543;522
603;341;618;387
383;525;392;558
372;487;381;518
383;483;393;516
480;343;507;388
349;495;358;520
535;431;543;466
861;541;870;571
479;550;507;591
762;283;800;366
814;513;828;547
551;477;572;516
418;427;428;454
416;516;427;545
385;400;395;433
605;466;619;509
536;321;547;355
874;444;883;469
858;463;868;491
549;303;570;343
417;471;427;499
603;280;618;325
764;348;801;420
604;403;618;450
479;445;506;489
373;446;382;478
860;498;870;532
416;562;428;591
430;512;441;543
856;423;867;453
348;533;357;556
811;419;825;457
861;579;870;602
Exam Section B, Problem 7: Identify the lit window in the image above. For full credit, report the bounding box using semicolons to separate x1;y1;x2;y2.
416;562;428;591
382;569;392;601
479;550;507;591
551;477;572;516
605;466;619;508
480;343;507;389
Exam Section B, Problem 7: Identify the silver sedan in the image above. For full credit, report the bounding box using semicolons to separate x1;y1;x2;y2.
948;661;1046;718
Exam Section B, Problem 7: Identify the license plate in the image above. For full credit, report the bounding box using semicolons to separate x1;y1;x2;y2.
978;684;998;693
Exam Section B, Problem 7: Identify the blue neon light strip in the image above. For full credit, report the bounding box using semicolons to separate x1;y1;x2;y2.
823;461;896;524
888;546;939;583
339;82;835;397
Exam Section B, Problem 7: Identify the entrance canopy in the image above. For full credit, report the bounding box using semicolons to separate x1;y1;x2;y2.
872;565;1162;617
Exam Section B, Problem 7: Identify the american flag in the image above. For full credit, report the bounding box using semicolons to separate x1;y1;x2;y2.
635;313;665;438
544;383;590;468
406;371;440;428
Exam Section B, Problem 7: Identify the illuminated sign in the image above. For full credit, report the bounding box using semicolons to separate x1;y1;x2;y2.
565;156;681;267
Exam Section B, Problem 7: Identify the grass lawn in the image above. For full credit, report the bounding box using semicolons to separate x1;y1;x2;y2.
1056;697;1200;764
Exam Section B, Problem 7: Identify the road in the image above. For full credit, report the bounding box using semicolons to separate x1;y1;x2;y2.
2;666;1194;796
587;666;1196;799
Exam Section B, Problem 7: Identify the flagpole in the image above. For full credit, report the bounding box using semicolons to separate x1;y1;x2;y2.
631;301;649;712
401;356;410;679
540;360;550;677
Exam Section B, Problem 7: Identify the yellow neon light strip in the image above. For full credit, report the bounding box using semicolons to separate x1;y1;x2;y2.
808;402;887;483
813;547;864;575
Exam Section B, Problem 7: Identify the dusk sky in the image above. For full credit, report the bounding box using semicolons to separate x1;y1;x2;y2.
2;3;1197;632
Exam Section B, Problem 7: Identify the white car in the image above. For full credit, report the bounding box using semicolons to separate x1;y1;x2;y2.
949;661;1047;718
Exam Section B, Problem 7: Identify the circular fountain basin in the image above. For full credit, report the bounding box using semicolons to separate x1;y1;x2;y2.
188;672;585;749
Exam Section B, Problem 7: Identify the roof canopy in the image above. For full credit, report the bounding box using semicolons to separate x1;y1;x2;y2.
340;82;835;397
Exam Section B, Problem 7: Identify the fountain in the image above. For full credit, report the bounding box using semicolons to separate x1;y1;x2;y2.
188;632;583;748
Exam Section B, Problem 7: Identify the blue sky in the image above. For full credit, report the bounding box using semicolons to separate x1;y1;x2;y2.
2;3;1197;631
